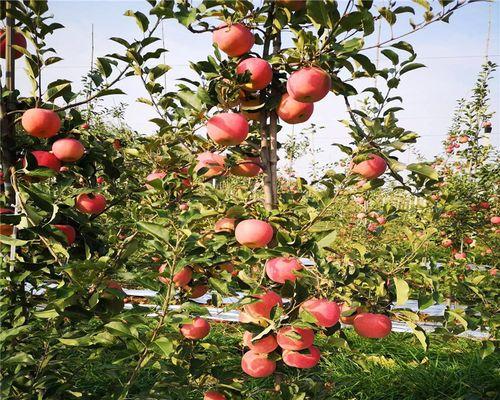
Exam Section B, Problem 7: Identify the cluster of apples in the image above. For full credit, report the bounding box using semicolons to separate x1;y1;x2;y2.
9;107;107;245
207;216;392;378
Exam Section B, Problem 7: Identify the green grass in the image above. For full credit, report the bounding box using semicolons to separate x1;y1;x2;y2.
65;323;499;400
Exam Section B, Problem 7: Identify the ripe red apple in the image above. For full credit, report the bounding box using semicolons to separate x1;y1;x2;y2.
276;0;306;11
243;331;278;353
300;298;340;328
236;57;273;91
204;391;226;400
351;154;387;180
113;139;122;150
458;135;469;143
286;67;331;103
145;171;166;189
282;345;320;369
241;350;276;378
491;216;500;225
367;223;378;232
81;123;90;130
354;196;365;205
0;208;14;236
265;257;303;283
52;138;85;162
0;29;27;59
180;317;210;340
21;108;61;138
212;23;254;57
214;217;236;233
376;216;386;225
54;224;76;245
235;219;273;248
159;264;193;287
276;93;314;124
277;326;314;350
75;193;107;214
195;152;226;178
356;212;366;220
186;284;209;299
28;151;61;172
441;238;453;248
230;157;262;177
464;237;473;245
179;203;189;211
96;176;105;185
454;252;466;260
219;261;238;276
207;112;249;146
353;313;392;338
479;202;490;209
244;290;282;320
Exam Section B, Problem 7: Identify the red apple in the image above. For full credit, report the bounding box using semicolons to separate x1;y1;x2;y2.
277;326;314;350
28;151;61;172
52;138;85;162
282;345;320;369
186;284;209;299
159;264;193;287
300;298;340;328
376;216;386;225
75;193;106;214
219;261;238;276
212;23;254;57
276;93;314;124
442;238;453;248
145;171;167;189
454;252;466;260
214;217;236;233
286;67;331;103
351;154;387;180
458;135;469;143
339;304;366;325
207;112;249;146
353;313;392;338
237;57;273;91
479;202;490;209
491;216;500;225
54;224;76;245
244;290;282;320
230;157;262;177
195;152;226;178
0;29;27;59
235;219;273;248
241;350;276;378
243;331;278;353
21;108;61;138
204;391;226;400
179;203;189;211
0;208;14;236
265;257;303;283
180;317;210;340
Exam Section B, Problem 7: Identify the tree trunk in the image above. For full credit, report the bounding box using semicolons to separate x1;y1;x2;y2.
1;0;17;206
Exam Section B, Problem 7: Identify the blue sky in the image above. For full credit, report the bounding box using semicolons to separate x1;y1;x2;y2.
13;1;500;176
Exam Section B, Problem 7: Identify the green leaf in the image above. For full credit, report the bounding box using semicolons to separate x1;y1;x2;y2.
152;337;175;357
105;321;134;338
406;322;429;351
394;277;410;305
317;230;337;249
411;0;430;10
307;0;334;28
400;62;426;75
137;221;170;242
381;49;399;65
407;163;439;181
34;309;59;319
97;57;113;78
95;88;126;98
148;64;171;81
124;10;149;32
